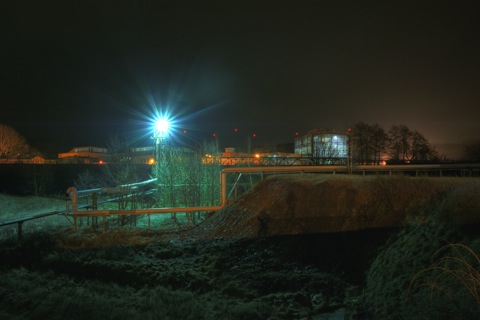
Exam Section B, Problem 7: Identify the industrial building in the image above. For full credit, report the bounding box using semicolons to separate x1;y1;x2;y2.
57;130;350;166
294;129;349;164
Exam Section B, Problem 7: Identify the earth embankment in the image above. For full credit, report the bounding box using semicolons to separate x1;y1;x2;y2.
190;174;480;239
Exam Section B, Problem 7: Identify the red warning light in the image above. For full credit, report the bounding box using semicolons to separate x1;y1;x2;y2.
234;128;238;133
183;130;187;134
252;133;257;138
212;133;216;137
295;132;299;136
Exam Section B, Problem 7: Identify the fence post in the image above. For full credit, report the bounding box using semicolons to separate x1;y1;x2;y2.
17;221;23;241
92;193;98;210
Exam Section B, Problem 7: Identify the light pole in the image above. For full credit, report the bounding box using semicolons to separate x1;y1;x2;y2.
152;118;171;207
153;118;170;164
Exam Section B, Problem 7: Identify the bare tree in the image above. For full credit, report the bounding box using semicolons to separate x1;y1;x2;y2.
0;124;30;158
351;122;388;164
102;136;141;212
312;135;343;164
370;124;388;164
410;130;438;162
156;141;222;205
388;125;437;163
463;140;480;162
74;169;103;190
152;140;222;222
388;125;412;162
200;141;222;206
154;144;182;207
351;122;373;164
25;165;53;196
102;135;139;188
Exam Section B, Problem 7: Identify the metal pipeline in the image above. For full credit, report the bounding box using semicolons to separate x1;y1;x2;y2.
66;186;78;213
67;163;480;217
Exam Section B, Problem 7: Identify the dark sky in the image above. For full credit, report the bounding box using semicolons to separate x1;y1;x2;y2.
1;0;479;154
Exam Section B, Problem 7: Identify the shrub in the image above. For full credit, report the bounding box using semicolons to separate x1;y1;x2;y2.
409;243;480;310
363;220;479;320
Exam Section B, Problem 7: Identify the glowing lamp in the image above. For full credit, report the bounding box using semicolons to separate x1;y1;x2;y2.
154;118;170;138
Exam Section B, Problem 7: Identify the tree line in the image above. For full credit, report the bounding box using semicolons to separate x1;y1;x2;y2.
350;122;439;164
0;124;32;158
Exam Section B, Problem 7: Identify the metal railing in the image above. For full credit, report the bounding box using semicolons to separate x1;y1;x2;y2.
0;209;67;241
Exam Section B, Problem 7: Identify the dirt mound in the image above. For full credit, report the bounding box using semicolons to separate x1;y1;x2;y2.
189;174;480;239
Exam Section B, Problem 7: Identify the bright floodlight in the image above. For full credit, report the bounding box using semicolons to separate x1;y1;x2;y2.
154;118;170;138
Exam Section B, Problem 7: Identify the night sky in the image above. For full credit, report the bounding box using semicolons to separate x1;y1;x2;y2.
1;0;479;155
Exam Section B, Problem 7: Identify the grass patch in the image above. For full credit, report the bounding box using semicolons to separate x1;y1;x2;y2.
0;231;350;319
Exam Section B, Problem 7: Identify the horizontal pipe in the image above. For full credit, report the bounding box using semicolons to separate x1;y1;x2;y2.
67;163;480;217
71;206;223;217
76;179;158;196
0;210;66;227
118;178;157;188
220;163;480;174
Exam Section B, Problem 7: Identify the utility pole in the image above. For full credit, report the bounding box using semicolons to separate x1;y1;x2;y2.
152;118;170;206
347;128;353;174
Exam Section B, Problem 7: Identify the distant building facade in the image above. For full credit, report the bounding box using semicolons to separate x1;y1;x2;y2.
130;146;155;164
294;129;349;164
58;146;109;164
